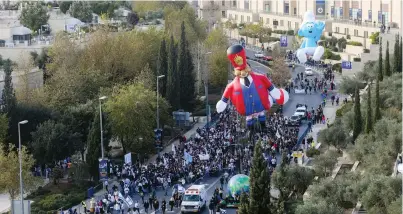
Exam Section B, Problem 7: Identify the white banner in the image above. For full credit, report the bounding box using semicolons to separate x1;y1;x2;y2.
124;153;132;164
294;89;305;94
199;154;210;161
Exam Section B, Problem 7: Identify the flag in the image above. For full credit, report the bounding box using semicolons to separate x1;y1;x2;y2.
184;151;193;164
172;144;176;155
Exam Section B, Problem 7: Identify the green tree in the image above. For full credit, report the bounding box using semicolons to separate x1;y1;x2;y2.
249;141;272;214
30;49;50;84
393;34;400;73
374;77;381;121
31;120;81;165
59;1;72;14
0;114;8;149
384;41;391;77
90;2;118;16
205;28;230;89
19;2;49;31
378;37;383;81
166;35;180;110
357;60;378;82
0;144;40;208
178;22;196;111
238;191;250;214
105;83;171;154
273;151;288;213
69;1;93;23
157;39;168;97
86;109;103;180
1;60;16;116
339;77;365;97
400;36;402;73
51;167;64;185
365;84;373;133
352;86;362;141
296;200;344;214
317;118;347;150
312;150;339;177
127;12;139;27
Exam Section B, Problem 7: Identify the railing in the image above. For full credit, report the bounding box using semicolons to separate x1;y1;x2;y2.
259;10;302;19
331;19;381;28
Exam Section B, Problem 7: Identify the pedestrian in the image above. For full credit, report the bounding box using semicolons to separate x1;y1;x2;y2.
209;201;215;214
134;201;139;213
162;199;167;214
153;199;159;212
169;197;175;211
140;191;144;203
81;201;87;214
336;96;339;106
104;180;108;192
144;200;149;213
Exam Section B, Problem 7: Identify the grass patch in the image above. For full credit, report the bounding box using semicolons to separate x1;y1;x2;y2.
336;102;353;118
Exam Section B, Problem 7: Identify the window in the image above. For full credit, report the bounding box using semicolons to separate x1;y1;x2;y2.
210;1;214;6
264;3;270;12
280;20;284;26
241;15;244;22
222;1;225;6
294;8;297;15
364;31;368;38
344;28;349;35
222;11;226;18
266;18;270;24
335;27;339;33
232;0;236;7
295;22;299;29
259;17;263;23
235;14;238;20
229;14;233;19
244;0;249;10
288;21;291;29
354;29;358;37
247;16;250;22
284;3;289;14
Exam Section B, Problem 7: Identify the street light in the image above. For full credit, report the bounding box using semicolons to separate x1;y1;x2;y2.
99;96;107;159
18;120;28;214
157;75;165;129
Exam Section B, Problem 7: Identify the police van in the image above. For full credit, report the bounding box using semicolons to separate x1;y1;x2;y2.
181;185;207;213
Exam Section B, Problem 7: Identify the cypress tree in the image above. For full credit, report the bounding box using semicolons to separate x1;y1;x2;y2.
399;36;403;73
393;34;399;73
86;109;102;180
249;141;272;214
374;76;381;121
166;35;180;110
157;39;168;97
178;21;196;111
378;37;383;81
365;84;373;133
274;151;289;214
352;86;362;141
1;59;16;116
384;41;391;77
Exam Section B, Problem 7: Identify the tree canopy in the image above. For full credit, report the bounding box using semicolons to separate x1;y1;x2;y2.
19;2;49;31
69;1;93;23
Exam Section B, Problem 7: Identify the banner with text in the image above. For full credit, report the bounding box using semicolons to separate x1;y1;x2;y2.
99;158;108;181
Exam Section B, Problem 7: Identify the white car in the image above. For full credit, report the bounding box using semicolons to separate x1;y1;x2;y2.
305;67;313;76
254;52;264;58
294;106;307;118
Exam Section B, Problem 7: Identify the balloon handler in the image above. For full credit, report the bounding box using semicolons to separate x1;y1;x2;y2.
216;44;289;133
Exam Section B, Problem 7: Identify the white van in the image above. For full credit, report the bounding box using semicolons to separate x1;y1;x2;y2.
181;185;207;213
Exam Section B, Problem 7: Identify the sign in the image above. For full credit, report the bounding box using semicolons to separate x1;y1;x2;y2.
184;151;193;164
280;36;288;47
315;0;325;15
199;154;210;161
342;61;352;69
98;158;108;181
124;153;132;164
368;10;372;21
349;8;352;20
330;6;334;17
378;11;382;23
357;9;362;21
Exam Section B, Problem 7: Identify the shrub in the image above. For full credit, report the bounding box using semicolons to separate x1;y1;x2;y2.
306;148;321;157
347;41;363;46
370;32;380;44
328;32;332;36
353;57;361;62
32;192;86;212
320;35;326;40
287;30;294;35
335;102;353;117
332;46;339;52
346;35;351;39
330;54;341;60
26;186;51;199
332;63;342;73
363;48;370;53
268;37;280;42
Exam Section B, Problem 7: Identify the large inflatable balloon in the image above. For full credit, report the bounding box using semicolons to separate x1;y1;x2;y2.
296;11;326;64
227;174;250;197
216;45;289;129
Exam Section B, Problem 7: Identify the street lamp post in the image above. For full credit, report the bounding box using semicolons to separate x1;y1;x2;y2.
204;52;212;135
99;96;107;159
156;75;165;129
18;120;28;214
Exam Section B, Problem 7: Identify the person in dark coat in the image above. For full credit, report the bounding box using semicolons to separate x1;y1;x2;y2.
143;200;150;213
153;199;159;212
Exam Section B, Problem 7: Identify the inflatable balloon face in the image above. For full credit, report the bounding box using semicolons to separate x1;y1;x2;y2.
296;11;326;64
216;45;289;129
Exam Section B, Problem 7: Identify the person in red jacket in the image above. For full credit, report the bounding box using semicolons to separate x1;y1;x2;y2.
216;45;289;129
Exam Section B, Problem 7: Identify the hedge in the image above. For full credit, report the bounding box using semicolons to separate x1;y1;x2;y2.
331;54;341;60
332;63;342;73
370;32;380;44
363;49;370;53
31;192;85;213
353;57;361;62
306;148;321;157
335;102;353;117
347;41;363;46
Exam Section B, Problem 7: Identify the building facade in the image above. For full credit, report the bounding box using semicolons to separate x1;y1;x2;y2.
223;0;402;43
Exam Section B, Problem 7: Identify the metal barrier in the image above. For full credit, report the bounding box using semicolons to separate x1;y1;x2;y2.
293;125;310;151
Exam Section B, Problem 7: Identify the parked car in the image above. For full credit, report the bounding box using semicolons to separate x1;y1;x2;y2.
262;56;273;61
294;105;307;119
254;52;264;58
288;115;302;126
305;67;313;76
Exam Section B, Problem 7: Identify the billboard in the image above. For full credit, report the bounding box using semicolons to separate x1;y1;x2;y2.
98;158;108;181
316;0;325;15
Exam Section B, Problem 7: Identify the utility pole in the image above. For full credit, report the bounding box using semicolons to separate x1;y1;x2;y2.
197;41;201;95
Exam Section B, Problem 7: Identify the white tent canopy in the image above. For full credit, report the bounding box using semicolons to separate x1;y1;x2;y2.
11;26;32;35
65;18;85;26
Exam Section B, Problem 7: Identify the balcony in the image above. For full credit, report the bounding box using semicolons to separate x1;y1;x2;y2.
330;19;382;29
259;10;302;19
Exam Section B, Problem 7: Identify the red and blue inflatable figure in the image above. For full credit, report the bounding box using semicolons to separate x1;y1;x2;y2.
216;45;289;129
